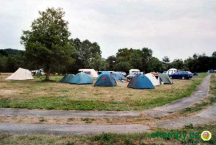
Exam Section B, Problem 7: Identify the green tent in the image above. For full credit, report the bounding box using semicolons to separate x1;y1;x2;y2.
158;74;173;84
59;74;74;83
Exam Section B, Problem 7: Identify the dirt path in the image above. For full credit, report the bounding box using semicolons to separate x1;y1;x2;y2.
156;102;216;129
0;109;141;118
0;123;150;135
143;75;211;118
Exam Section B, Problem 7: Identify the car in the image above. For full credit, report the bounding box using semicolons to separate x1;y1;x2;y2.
169;71;193;80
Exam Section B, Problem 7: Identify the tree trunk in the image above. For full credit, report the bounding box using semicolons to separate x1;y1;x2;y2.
46;67;51;81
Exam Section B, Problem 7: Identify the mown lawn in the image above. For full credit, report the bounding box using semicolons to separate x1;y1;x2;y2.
0;73;207;111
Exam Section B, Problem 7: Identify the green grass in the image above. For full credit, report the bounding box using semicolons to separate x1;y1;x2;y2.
0;73;207;111
1;123;216;145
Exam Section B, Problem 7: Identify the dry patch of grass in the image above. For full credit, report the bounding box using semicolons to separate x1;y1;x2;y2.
0;73;207;111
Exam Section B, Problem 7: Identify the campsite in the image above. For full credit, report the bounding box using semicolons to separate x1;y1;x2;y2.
1;1;216;145
0;73;206;111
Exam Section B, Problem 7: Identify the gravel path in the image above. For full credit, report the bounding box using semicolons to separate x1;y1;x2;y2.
0;108;141;118
156;102;216;129
144;75;211;118
0;123;151;135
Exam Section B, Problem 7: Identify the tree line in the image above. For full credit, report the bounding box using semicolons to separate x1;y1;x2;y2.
0;7;216;80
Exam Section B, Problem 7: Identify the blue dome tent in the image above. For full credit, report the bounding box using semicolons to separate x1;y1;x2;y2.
127;75;155;89
111;72;126;80
94;74;117;87
193;72;198;76
69;72;93;84
60;74;74;83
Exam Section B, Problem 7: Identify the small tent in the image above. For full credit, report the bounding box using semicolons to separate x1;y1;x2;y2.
115;72;127;80
145;73;160;86
127;75;155;89
6;68;33;80
36;71;42;76
193;72;198;76
94;74;117;87
207;69;214;73
158;74;172;84
70;72;93;84
111;72;126;80
78;69;98;78
60;74;74;83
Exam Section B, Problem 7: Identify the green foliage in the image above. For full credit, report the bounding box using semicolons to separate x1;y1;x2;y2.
106;55;116;70
20;7;74;80
114;62;132;72
69;38;102;72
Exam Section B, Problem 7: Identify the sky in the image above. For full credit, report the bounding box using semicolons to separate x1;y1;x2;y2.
0;0;216;61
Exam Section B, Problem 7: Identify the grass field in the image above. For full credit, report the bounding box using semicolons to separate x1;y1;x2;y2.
0;73;207;111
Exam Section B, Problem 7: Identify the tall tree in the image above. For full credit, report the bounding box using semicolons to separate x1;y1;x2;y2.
162;56;170;62
212;51;216;58
21;8;74;80
106;55;116;70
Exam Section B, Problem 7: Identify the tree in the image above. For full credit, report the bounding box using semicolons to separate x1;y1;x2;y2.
116;48;133;62
129;49;142;70
69;38;101;69
162;56;170;62
21;8;74;80
114;62;132;72
89;54;107;71
147;57;163;72
106;55;116;70
212;51;216;58
170;59;184;70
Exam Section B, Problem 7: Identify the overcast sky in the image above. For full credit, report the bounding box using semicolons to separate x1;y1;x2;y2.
0;0;216;61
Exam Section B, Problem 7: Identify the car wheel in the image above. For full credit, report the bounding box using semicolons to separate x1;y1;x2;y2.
170;76;172;79
182;76;185;80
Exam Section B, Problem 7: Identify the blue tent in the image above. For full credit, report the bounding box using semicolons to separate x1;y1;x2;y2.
127;75;155;89
101;71;111;75
69;72;93;84
36;71;42;76
207;69;214;73
111;73;126;80
60;74;74;83
94;74;117;87
193;72;198;76
115;72;127;80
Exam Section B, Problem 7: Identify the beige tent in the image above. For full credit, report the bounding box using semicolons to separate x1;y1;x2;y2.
78;69;98;78
6;68;34;80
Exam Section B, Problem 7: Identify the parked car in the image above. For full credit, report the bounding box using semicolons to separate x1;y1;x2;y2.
169;71;193;79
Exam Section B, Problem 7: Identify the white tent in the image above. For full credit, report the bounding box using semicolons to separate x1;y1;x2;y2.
6;68;34;80
145;73;160;86
78;69;98;78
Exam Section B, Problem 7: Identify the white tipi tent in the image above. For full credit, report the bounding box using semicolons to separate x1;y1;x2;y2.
6;68;34;80
145;73;160;86
78;69;98;78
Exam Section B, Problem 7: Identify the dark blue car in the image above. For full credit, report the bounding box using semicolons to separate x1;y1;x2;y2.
170;71;193;80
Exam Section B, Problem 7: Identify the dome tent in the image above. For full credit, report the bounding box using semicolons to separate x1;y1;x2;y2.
193;72;198;76
145;73;160;86
6;67;33;80
70;72;93;84
59;74;74;83
127;75;155;89
158;74;172;84
94;74;117;87
111;72;126;80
